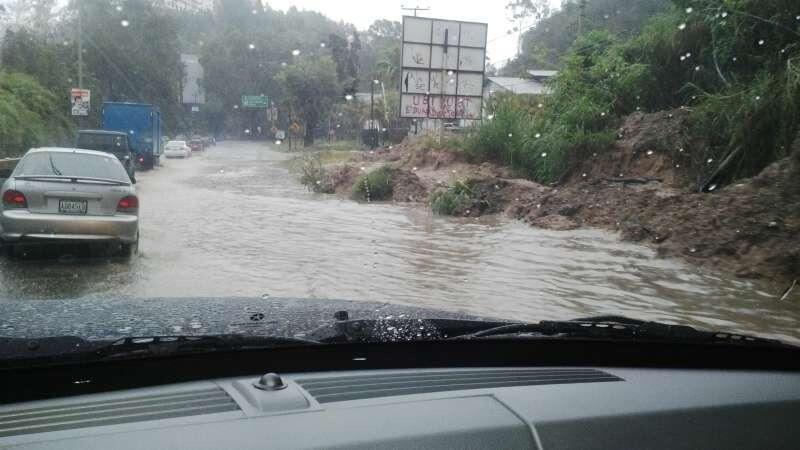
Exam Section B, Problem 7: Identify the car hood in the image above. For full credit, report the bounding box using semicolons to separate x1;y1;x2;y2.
0;296;489;341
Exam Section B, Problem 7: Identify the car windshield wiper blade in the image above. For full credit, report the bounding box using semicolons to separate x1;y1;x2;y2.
310;312;790;348
0;334;322;365
48;155;62;176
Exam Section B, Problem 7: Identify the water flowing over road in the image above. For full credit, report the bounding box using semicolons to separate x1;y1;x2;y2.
2;141;798;342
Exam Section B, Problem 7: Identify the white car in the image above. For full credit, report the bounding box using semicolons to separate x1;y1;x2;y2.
163;140;191;158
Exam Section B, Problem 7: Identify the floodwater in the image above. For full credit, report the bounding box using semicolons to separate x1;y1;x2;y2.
1;141;799;342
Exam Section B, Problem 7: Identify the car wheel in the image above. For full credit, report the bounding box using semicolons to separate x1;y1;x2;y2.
120;235;139;258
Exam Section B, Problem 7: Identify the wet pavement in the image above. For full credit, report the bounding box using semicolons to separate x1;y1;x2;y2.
1;141;799;343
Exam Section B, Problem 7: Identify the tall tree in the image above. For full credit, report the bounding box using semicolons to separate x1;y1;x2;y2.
275;56;340;146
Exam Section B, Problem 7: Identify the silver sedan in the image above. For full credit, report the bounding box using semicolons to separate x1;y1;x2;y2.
0;148;139;256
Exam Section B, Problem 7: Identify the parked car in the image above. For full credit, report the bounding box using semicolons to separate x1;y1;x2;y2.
188;139;204;152
75;130;136;183
163;140;192;158
102;102;163;171
0;148;139;257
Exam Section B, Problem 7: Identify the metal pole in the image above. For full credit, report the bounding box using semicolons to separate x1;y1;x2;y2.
77;0;83;89
370;81;375;148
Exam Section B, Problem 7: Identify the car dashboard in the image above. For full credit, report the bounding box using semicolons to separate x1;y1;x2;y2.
1;366;798;449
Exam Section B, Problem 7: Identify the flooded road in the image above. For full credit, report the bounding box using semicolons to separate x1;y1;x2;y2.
1;141;799;342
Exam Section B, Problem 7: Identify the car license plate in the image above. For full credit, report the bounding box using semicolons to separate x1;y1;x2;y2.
59;199;88;215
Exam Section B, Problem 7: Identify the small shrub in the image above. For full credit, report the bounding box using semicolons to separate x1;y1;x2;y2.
430;180;473;215
352;165;395;201
299;154;333;193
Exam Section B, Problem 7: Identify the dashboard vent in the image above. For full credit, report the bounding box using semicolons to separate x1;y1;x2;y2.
297;368;622;403
0;387;239;437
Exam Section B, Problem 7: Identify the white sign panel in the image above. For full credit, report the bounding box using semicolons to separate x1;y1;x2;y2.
70;88;90;116
400;16;487;119
402;69;429;94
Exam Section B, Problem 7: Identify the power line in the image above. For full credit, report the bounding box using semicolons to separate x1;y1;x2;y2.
401;5;430;17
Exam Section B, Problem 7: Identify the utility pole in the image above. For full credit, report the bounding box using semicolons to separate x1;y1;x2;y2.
77;0;83;89
577;0;587;36
401;5;430;17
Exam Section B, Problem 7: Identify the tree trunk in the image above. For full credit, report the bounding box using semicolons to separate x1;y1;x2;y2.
304;124;314;147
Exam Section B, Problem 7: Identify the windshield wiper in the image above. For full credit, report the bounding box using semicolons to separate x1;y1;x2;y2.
0;334;321;366
310;312;789;348
48;155;62;176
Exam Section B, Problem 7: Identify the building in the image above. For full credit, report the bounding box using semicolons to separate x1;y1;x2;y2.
485;76;550;96
158;0;214;12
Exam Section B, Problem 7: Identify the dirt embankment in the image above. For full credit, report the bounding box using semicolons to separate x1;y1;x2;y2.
316;111;800;294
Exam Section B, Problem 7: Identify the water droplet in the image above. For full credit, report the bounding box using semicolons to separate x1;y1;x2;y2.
412;166;418;171
451;169;457;174
695;66;701;71
732;56;737;62
685;7;693;13
508;133;513;138
260;293;270;299
582;173;587;178
487;114;494;120
116;5;123;11
646;150;654;155
708;184;717;191
707;158;714;164
675;164;680;168
292;49;301;56
689;247;697;253
275;140;282;145
537;103;543;108
600;112;606;117
721;12;728;18
540;152;547;157
680;55;686;61
447;70;454;76
678;23;686;30
281;62;287;66
219;169;225;174
120;19;130;27
678;147;684;153
360;166;366;171
316;180;321;185
320;42;326;48
603;14;609;19
535;133;541;138
755;95;761;101
345;94;353;101
758;39;765;46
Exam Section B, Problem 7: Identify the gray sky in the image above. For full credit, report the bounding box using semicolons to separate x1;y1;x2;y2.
265;0;563;67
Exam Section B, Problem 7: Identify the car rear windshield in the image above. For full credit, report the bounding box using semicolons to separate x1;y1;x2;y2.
76;133;129;156
14;152;130;182
166;141;186;148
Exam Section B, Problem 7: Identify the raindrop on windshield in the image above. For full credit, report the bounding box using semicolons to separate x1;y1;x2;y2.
116;5;123;12
345;94;353;101
275;140;282;145
120;19;130;27
292;49;301;56
508;133;513;138
540;152;547;158
320;42;326;48
535;133;541;138
721;12;728;18
708;184;718;191
695;66;701;71
685;7;693;13
707;158;714;164
647;150;654;155
678;23;686;30
758;39;765;46
248;43;255;50
537;103;543;108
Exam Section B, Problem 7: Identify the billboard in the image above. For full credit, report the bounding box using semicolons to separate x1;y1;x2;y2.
70;88;90;116
399;16;487;119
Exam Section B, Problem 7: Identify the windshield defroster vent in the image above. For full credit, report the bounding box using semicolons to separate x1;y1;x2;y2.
296;368;623;403
0;387;240;437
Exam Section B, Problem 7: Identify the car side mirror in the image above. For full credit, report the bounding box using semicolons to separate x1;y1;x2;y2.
131;175;137;184
123;155;131;161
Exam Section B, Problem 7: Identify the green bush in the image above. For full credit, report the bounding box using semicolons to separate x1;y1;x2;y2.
0;71;74;158
352;166;395;201
430;180;474;215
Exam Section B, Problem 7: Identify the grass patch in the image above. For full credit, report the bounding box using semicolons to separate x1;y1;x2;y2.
352;165;395;201
430;180;474;215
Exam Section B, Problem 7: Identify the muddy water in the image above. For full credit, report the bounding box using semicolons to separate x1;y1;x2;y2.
1;141;799;343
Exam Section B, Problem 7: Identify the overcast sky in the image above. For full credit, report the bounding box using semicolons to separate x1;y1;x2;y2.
265;0;563;67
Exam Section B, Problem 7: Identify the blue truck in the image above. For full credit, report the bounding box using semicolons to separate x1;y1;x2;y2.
101;102;163;170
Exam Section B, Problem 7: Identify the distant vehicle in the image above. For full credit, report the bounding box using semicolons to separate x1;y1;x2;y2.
202;136;215;147
188;139;204;152
75;130;136;183
0;148;139;257
164;140;191;159
102;102;163;171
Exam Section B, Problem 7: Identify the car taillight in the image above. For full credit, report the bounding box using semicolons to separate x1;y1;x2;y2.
2;190;27;208
117;195;139;213
139;156;145;163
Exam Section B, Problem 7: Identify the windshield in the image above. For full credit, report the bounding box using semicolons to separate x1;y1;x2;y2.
76;133;129;156
0;0;799;355
13;151;130;182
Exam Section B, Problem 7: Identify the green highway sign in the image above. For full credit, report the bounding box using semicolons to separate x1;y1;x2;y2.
241;95;269;109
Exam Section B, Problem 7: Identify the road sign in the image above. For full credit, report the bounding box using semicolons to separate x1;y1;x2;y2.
70;88;90;116
241;95;269;109
399;16;488;119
